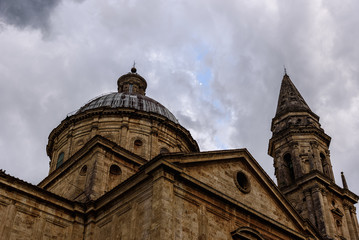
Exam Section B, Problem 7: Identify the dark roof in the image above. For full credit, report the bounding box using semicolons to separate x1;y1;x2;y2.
76;92;179;124
275;74;312;117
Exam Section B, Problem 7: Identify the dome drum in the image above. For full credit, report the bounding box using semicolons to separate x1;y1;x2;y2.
47;103;199;173
47;69;199;174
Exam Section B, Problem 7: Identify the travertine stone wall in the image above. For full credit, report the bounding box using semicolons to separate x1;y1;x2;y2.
272;136;334;189
286;184;359;240
47;110;198;174
179;159;298;230
43;147;140;202
84;163;313;240
0;174;84;239
0;157;318;240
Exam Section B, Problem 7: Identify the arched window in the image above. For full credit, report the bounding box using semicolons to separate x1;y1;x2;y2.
284;153;295;183
110;164;122;175
133;139;145;157
56;152;65;169
108;164;122;190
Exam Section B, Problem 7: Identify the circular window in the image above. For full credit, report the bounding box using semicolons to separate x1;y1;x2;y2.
134;139;143;146
110;164;122;175
235;171;251;193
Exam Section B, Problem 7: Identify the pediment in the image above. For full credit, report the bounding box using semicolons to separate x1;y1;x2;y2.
164;149;311;235
38;135;147;189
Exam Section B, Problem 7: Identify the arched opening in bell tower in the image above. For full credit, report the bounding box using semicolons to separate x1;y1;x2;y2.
284;153;295;184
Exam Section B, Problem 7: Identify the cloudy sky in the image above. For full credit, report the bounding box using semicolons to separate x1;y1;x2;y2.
0;0;358;195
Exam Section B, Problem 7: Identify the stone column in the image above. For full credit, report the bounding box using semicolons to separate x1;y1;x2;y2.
344;201;356;240
150;167;174;239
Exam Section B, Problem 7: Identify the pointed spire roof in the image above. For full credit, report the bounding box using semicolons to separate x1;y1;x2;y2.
275;74;313;118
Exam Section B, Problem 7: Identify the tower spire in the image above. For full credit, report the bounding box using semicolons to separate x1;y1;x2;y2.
275;74;313;118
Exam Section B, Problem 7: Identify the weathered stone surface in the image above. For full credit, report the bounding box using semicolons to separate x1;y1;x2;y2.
269;74;359;240
0;70;358;240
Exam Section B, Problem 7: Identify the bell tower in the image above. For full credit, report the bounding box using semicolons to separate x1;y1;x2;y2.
269;73;359;239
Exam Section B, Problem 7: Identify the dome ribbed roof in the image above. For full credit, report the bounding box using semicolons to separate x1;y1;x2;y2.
77;92;179;124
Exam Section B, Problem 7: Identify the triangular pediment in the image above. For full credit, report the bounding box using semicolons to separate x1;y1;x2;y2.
38;135;147;190
162;149;317;236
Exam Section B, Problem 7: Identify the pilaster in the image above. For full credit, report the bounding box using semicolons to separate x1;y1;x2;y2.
0;203;16;239
290;142;303;179
150;167;174;239
198;205;208;240
120;122;129;149
322;189;335;238
344;201;356;240
304;189;316;225
311;186;326;234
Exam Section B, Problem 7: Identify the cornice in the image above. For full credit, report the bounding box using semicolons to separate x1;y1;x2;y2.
280;171;359;203
268;127;331;156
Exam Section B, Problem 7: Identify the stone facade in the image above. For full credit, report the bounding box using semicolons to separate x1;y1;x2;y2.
0;69;357;239
269;74;359;240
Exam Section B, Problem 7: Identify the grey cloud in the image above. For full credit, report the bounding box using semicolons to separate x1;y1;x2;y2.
0;0;61;30
0;0;358;197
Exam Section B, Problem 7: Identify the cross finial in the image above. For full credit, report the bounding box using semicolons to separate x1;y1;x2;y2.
284;65;287;75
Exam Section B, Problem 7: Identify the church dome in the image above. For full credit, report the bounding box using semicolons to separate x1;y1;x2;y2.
47;67;199;174
76;92;179;124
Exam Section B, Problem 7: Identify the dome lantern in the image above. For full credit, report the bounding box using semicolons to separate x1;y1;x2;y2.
117;67;147;95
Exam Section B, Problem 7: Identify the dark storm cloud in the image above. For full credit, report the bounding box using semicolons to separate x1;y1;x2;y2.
0;0;61;30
